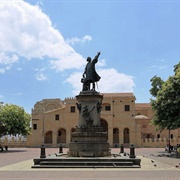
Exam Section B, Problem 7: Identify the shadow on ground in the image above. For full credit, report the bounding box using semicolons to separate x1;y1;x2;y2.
0;149;27;153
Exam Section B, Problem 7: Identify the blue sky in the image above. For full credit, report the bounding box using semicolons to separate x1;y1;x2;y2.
0;0;180;113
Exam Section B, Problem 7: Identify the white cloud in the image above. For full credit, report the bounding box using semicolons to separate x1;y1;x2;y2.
0;0;85;72
0;52;19;73
98;68;135;92
0;52;19;65
96;59;106;67
65;72;82;94
35;72;47;81
66;35;92;45
34;67;48;81
50;51;85;71
65;68;135;95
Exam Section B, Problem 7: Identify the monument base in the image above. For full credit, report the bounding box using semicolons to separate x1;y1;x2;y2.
68;127;110;157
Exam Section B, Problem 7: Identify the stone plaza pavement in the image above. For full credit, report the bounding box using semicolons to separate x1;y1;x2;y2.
0;147;180;180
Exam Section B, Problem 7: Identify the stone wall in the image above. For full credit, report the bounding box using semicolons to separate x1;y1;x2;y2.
141;138;180;148
1;136;180;149
0;136;27;148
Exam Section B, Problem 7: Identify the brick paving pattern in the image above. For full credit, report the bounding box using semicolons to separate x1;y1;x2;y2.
0;148;180;179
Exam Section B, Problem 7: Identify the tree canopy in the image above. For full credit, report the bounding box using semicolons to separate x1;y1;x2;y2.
0;104;31;137
150;62;180;130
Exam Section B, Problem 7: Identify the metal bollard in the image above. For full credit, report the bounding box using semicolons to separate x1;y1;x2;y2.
129;144;136;158
120;144;124;153
59;143;63;153
40;144;46;158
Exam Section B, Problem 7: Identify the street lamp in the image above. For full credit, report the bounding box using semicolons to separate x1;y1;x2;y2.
42;108;45;145
168;129;171;153
40;108;46;158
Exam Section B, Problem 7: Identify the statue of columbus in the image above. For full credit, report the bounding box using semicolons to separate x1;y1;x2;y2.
81;52;101;91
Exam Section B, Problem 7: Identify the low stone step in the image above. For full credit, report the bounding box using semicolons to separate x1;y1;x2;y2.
32;165;140;168
40;161;133;166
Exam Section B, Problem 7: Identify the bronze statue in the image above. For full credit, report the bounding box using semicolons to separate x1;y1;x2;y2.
82;52;101;91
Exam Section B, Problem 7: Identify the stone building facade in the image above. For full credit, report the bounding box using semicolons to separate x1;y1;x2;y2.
27;93;180;148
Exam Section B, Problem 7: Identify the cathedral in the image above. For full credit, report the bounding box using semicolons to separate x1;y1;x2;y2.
27;92;180;148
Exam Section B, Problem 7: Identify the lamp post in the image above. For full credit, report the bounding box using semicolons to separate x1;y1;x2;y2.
40;108;46;158
0;102;4;138
42;108;45;145
43;113;44;145
168;129;171;153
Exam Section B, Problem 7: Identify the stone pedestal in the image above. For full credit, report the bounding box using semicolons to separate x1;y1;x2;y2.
68;91;110;157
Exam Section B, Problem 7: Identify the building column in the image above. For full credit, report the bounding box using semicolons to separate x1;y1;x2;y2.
108;127;113;147
52;130;57;147
66;129;71;147
119;128;124;145
135;125;141;147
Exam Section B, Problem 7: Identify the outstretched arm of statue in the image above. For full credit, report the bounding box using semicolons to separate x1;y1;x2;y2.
93;51;101;63
96;51;101;58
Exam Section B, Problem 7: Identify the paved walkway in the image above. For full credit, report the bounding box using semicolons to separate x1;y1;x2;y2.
0;148;180;179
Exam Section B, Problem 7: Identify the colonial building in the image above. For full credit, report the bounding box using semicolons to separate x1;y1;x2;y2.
27;93;180;148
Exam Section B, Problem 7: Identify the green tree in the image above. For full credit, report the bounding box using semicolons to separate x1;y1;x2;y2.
150;62;180;130
0;104;31;137
150;75;164;97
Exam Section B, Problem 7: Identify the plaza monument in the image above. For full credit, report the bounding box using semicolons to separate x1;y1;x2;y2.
68;51;110;157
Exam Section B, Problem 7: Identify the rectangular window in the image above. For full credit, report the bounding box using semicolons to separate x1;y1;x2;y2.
55;114;60;120
147;134;150;138
124;105;130;111
105;105;111;111
157;134;160;138
33;124;37;130
70;106;75;113
32;119;39;121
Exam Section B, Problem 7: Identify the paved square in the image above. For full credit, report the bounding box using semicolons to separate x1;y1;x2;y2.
0;148;180;179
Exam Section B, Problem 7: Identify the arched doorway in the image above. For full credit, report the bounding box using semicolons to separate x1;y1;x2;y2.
100;119;108;140
113;128;119;145
123;128;130;144
100;119;108;132
57;128;66;144
45;131;52;144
